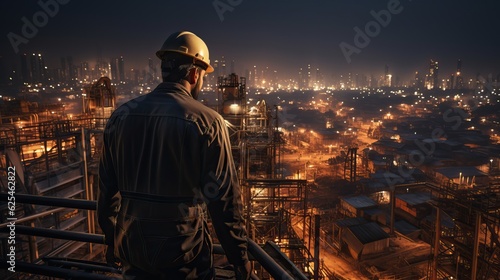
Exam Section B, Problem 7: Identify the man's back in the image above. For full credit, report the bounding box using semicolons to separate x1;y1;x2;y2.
105;82;221;196
98;82;248;279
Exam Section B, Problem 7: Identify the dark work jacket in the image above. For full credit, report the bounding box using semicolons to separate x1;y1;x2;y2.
97;82;248;277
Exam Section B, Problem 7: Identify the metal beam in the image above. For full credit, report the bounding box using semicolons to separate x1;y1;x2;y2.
248;239;296;280
0;207;65;229
0;260;119;280
4;225;105;244
0;193;96;210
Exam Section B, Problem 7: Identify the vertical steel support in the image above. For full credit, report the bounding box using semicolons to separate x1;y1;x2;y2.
314;214;320;280
472;212;481;280
432;207;441;280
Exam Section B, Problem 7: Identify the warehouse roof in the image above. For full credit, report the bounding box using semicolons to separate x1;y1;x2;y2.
394;220;419;235
335;217;368;228
341;195;377;209
435;166;487;179
395;192;432;206
347;222;390;244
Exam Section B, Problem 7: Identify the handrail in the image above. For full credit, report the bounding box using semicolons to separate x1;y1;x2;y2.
248;239;295;280
5;226;295;279
0;207;65;228
43;258;121;274
0;260;119;280
0;193;96;210
0;192;298;279
1;225;105;244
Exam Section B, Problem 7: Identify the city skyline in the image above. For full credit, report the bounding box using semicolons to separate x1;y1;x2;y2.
1;0;500;83
7;51;498;91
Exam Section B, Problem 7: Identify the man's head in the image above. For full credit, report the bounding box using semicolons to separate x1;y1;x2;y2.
156;31;213;99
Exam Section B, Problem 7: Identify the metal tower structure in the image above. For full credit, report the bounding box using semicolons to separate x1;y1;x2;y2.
217;73;318;278
427;182;500;279
344;147;358;183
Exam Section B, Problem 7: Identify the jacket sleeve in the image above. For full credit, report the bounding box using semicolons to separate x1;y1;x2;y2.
97;122;121;249
202;116;249;266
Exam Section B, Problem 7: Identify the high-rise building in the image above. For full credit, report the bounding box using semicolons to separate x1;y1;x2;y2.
38;54;47;84
118;56;125;82
298;67;305;89
360;74;368;88
60;57;67;83
307;64;311;88
384;65;392;87
263;66;270;87
95;58;110;81
148;58;156;84
141;69;147;84
427;59;439;89
413;71;423;89
130;68;139;84
253;65;258;87
27;53;48;84
67;56;76;85
220;56;226;77
315;68;323;89
213;59;219;73
81;61;90;82
20;53;30;84
272;70;278;88
455;59;464;89
245;69;250;87
110;58;118;82
30;53;39;83
339;74;344;89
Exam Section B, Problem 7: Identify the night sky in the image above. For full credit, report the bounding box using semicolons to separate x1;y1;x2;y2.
1;0;500;81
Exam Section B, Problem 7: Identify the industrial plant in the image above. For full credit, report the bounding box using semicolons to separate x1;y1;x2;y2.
1;71;500;279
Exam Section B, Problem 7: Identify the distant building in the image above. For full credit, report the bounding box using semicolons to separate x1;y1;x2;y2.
30;53;46;84
340;195;377;218
148;57;156;84
432;166;489;188
221;56;226;77
342;222;390;260
67;56;76;85
384;65;391;87
118;56;125;82
395;192;433;221
426;59;439;89
20;53;30;84
454;59;464;89
315;68;323;89
307;64;311;88
110;57;118;82
298;67;306;89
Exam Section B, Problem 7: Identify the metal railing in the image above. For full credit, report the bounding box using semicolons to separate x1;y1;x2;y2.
1;193;297;279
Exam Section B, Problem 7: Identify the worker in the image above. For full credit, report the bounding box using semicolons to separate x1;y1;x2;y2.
97;31;251;279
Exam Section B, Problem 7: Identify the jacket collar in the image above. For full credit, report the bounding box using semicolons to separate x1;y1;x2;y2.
154;82;193;98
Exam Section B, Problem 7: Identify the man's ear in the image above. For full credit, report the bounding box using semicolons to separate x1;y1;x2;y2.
187;67;199;84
